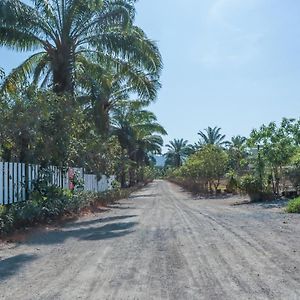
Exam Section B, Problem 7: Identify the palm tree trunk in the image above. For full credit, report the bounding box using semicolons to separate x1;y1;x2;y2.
120;151;127;188
51;46;74;95
129;167;136;187
93;98;110;135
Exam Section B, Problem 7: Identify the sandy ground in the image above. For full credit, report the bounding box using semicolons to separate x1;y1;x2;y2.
0;180;299;300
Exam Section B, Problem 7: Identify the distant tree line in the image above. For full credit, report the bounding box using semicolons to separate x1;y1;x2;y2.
165;121;300;201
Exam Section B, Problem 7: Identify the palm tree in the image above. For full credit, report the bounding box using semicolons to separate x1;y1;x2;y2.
198;126;227;147
77;60;160;135
112;101;166;186
226;135;248;174
164;139;192;168
227;135;247;149
0;0;162;94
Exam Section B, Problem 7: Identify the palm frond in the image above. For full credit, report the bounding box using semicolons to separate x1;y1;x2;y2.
1;52;46;93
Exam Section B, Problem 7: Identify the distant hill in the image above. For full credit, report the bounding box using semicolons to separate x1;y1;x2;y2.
154;155;166;167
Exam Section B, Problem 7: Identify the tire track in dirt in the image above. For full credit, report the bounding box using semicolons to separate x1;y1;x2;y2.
165;181;300;299
1;180;299;300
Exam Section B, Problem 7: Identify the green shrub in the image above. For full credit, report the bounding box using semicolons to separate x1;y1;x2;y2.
286;197;300;213
226;171;239;193
0;186;136;236
239;174;274;202
239;175;263;194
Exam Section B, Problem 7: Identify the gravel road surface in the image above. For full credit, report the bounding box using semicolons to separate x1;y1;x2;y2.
0;180;299;300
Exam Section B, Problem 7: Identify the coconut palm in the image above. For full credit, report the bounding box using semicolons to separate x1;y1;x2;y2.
165;139;192;167
198;126;227;147
0;0;162;94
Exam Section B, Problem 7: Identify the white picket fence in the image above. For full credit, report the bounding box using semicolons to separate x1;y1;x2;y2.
0;162;115;205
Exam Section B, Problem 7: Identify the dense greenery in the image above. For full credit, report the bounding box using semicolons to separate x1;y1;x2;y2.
0;0;166;187
286;197;300;213
164;139;193;168
0;184;138;235
0;0;162;95
170;145;228;194
166;119;300;209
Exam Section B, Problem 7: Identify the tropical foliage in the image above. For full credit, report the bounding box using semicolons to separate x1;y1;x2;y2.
286;197;300;213
164;139;192;168
197;126;227;147
167;120;300;208
0;0;162;95
171;145;228;193
0;0;165;189
112;101;166;186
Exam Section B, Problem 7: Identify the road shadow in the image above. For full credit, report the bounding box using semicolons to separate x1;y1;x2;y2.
0;254;37;281
82;222;137;241
129;194;158;199
26;221;138;246
64;215;137;228
241;199;289;209
106;203;135;210
178;187;235;200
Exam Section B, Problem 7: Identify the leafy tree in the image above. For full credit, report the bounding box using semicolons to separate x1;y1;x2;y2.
177;145;229;193
0;0;162;94
248;120;296;195
0;87;82;165
0;86;41;162
197;126;227;147
164;139;192;167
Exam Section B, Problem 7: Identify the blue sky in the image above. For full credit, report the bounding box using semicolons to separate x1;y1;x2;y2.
1;0;300;150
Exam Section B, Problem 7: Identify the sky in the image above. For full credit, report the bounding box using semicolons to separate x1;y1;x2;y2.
1;0;300;150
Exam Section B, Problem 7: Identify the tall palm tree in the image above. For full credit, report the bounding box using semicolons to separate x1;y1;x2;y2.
164;139;192;167
198;126;227;147
77;59;160;135
0;0;162;94
112;101;166;186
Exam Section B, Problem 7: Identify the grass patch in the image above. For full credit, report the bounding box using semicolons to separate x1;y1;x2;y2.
0;186;138;237
286;197;300;213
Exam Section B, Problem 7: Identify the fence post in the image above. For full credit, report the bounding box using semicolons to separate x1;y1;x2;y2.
25;164;29;201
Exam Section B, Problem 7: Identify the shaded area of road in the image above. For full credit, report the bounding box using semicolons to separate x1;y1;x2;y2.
0;180;299;299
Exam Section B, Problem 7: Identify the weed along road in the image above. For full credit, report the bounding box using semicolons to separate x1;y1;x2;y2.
0;180;300;300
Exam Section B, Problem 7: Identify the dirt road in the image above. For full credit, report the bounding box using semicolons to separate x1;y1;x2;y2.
0;180;299;300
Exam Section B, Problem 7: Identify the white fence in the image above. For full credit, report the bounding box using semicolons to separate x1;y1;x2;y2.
0;162;114;205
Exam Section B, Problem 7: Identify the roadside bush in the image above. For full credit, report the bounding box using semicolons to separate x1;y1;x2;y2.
0;186;136;237
239;174;273;202
225;171;239;193
287;166;300;191
286;197;300;213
